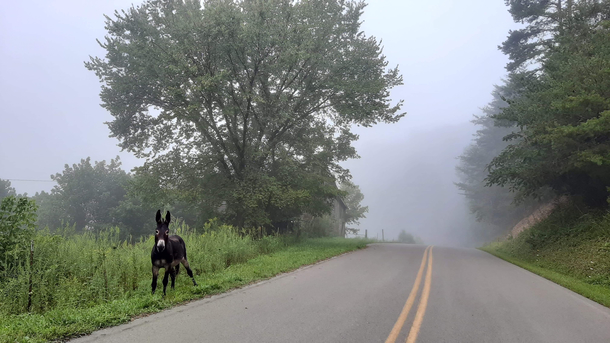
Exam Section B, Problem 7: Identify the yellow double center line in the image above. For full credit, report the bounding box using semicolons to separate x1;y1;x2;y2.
385;246;434;343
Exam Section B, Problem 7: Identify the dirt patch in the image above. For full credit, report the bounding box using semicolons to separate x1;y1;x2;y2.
510;196;569;238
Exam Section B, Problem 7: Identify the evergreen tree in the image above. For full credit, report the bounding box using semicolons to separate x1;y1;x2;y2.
489;23;610;205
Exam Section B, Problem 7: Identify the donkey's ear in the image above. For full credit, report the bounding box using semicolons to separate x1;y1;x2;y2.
165;211;171;224
156;210;162;224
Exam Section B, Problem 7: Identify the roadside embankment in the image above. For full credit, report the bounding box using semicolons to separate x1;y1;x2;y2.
482;201;610;308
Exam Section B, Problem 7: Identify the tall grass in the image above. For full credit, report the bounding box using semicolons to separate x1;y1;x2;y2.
0;221;285;316
0;225;369;342
482;201;610;307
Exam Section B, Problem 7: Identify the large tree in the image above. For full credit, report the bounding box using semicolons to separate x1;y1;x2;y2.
86;0;404;227
489;22;610;206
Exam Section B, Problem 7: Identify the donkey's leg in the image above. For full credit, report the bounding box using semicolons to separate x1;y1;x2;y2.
162;268;170;296
175;263;180;275
151;266;160;295
170;267;176;290
181;259;198;286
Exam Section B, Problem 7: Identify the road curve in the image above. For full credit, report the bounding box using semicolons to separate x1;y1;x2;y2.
72;244;610;343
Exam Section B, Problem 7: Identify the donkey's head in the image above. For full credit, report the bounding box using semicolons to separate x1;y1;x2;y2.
155;210;171;252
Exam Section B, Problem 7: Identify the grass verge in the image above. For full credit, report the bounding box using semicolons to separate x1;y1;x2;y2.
481;246;610;307
481;201;610;308
0;237;370;343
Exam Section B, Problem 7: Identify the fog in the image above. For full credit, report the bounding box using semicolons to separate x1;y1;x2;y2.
1;0;519;247
344;123;475;246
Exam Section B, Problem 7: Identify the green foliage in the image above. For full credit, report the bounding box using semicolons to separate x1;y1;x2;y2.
110;171;181;238
482;201;610;306
489;23;610;206
501;0;610;72
32;190;64;231
36;157;129;232
0;179;16;200
482;247;610;308
0;196;37;275
32;157;196;239
0;231;369;342
453;1;610;249
86;0;404;228
501;0;559;72
0;221;263;316
459;2;610;243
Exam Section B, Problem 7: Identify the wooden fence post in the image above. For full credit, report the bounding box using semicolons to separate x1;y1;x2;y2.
27;240;34;312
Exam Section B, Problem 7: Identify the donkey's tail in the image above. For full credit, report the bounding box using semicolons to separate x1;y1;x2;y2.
179;237;187;260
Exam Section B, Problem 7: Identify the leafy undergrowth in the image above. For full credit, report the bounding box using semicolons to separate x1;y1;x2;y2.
482;202;610;308
0;233;370;343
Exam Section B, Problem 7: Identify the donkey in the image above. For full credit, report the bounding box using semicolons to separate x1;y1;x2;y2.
151;210;198;295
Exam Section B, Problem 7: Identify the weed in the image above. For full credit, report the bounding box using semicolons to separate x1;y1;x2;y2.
0;222;370;342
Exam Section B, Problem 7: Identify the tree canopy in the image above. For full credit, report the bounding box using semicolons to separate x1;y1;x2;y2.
86;0;404;228
32;157;132;234
49;157;129;230
0;179;16;201
500;0;610;71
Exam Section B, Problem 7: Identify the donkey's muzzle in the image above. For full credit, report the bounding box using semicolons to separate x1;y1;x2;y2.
156;239;166;251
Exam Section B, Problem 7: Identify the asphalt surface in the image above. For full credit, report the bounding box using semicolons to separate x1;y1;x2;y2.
72;244;610;343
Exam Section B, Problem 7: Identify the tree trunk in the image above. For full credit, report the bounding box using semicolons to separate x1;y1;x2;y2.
557;0;563;32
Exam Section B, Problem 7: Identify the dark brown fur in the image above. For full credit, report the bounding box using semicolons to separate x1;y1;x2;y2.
151;210;197;295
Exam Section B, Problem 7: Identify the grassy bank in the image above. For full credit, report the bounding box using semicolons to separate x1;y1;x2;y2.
0;223;370;343
481;202;610;308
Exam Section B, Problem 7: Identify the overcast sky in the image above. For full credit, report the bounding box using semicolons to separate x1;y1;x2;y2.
0;0;518;246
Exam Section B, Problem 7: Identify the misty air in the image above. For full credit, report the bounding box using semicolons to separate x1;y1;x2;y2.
1;1;609;342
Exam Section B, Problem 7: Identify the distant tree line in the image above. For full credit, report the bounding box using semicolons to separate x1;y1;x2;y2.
0;155;369;239
2;158;182;238
457;0;610;238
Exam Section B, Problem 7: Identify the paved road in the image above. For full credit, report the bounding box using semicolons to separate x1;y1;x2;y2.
72;244;610;343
